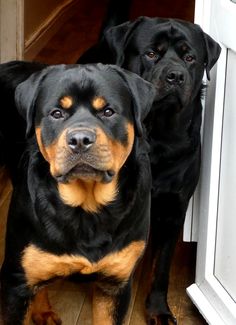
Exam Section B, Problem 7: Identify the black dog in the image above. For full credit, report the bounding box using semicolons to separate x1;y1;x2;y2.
0;62;155;324
0;61;46;180
78;16;221;324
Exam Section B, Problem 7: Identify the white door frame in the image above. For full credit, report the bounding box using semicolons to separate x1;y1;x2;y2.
187;0;236;324
0;0;24;63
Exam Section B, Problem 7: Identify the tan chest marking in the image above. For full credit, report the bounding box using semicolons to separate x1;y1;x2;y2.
22;241;145;287
58;177;118;213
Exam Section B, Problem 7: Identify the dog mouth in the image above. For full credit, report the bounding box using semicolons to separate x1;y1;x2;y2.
153;85;191;109
155;89;183;103
54;162;115;184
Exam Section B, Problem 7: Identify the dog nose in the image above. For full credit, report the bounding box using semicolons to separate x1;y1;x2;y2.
166;70;185;85
67;129;96;153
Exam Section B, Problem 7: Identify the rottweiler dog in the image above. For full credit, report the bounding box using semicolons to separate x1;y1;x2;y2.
78;16;221;324
0;62;155;325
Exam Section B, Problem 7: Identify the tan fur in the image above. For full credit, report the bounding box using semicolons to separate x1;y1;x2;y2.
92;286;115;325
22;241;145;287
35;127;67;177
60;96;73;109
35;127;50;162
92;96;107;110
58;177;118;212
110;123;134;173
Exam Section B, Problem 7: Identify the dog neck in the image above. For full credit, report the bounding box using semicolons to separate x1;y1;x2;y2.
57;177;118;213
147;93;202;139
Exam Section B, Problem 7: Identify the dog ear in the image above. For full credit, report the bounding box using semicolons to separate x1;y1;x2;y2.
15;67;53;137
104;17;144;66
111;66;156;137
203;32;221;80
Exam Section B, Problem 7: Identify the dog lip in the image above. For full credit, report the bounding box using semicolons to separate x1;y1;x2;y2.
154;86;187;106
102;170;116;184
71;163;97;173
54;162;115;184
154;88;179;101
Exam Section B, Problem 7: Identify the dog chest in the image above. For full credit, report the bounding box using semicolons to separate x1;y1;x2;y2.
21;241;145;287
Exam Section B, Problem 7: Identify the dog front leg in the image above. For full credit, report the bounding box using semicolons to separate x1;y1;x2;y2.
146;230;180;325
93;280;132;325
0;265;32;325
146;193;188;325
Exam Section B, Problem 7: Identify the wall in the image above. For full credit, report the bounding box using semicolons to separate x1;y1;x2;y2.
24;0;65;42
24;0;78;60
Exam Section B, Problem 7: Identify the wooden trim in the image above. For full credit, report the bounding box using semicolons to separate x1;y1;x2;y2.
16;0;24;59
0;0;24;62
24;0;78;60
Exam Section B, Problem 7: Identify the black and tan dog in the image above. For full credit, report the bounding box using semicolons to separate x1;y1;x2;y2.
79;16;221;324
0;62;155;324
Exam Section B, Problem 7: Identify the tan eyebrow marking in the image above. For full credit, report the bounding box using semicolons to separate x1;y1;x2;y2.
156;44;164;52
181;43;189;52
92;96;107;110
60;96;73;109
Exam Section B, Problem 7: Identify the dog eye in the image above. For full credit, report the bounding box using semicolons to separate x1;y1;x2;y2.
103;108;114;117
50;109;64;119
146;51;157;59
185;55;194;62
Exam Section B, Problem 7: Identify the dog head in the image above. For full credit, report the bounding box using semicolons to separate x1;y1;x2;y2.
15;63;155;211
105;17;221;110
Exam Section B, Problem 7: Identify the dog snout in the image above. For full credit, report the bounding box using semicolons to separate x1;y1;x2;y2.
67;129;96;153
166;70;185;86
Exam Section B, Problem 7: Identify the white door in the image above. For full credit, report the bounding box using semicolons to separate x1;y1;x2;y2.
187;0;236;324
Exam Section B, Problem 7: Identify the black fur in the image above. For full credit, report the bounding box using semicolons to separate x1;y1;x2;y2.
0;62;155;324
0;61;46;181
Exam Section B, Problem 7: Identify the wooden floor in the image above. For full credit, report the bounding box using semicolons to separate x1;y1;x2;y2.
0;0;207;324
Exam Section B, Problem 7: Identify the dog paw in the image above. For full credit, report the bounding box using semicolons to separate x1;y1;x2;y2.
147;313;177;325
32;310;62;325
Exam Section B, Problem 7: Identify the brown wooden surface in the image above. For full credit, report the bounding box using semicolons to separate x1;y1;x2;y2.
34;0;195;65
0;0;207;324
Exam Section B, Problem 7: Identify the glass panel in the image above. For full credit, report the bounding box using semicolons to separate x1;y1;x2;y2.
214;49;236;302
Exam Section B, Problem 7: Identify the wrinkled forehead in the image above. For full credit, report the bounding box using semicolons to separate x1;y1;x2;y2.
132;18;205;49
35;67;132;111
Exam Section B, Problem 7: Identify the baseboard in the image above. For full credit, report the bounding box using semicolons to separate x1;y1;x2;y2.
187;284;226;325
24;0;78;60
